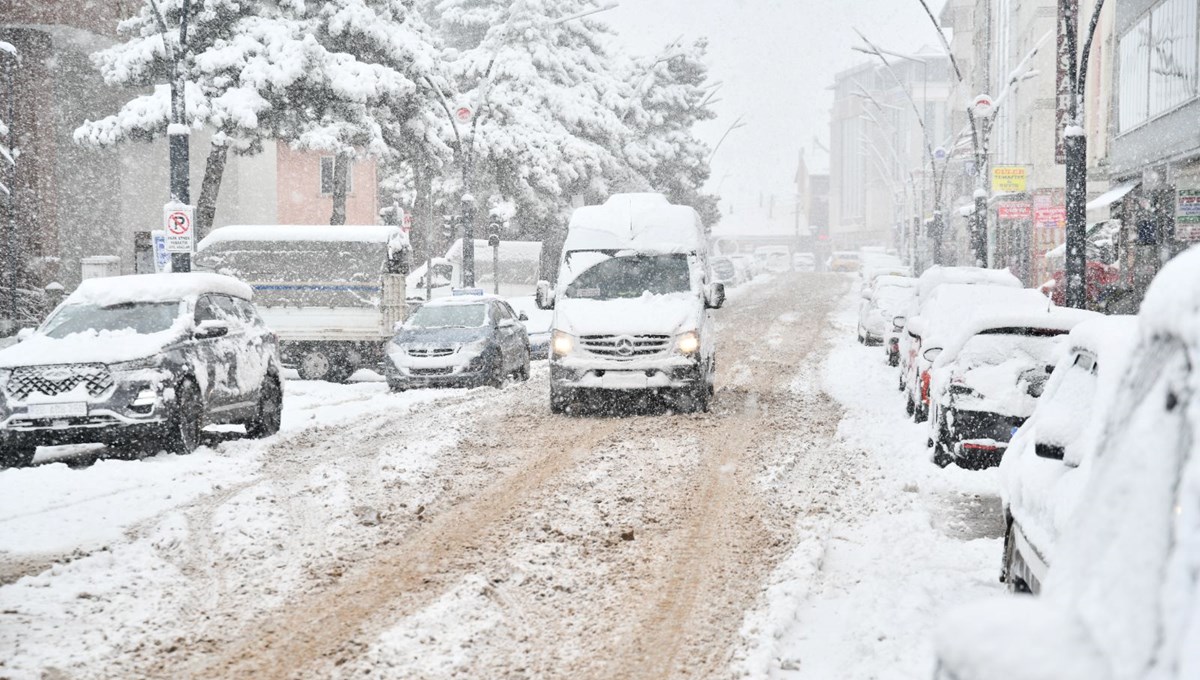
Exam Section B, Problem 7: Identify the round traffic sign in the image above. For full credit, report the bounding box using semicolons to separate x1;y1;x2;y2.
166;211;191;235
455;106;472;123
972;94;995;117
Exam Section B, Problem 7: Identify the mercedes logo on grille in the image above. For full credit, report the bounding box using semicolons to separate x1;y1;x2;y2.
615;338;635;356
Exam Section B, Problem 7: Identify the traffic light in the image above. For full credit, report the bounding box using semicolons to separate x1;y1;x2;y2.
442;215;457;240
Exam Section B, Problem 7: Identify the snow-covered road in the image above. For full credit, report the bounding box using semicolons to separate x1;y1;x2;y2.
1;273;1005;679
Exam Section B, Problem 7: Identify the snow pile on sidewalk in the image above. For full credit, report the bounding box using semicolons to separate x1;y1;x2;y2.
736;284;1003;678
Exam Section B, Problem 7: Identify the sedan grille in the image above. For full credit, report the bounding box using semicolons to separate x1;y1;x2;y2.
579;334;671;359
8;364;113;401
406;347;456;358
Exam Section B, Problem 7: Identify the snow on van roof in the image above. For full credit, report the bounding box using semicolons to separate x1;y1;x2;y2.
564;194;702;253
197;224;403;249
66;273;253;306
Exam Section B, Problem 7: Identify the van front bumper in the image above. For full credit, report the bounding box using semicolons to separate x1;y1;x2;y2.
550;356;704;390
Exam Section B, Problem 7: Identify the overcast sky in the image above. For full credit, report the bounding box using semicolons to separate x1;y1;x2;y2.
605;0;945;223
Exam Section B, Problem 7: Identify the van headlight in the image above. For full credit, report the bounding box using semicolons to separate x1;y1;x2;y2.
551;331;575;357
676;331;701;355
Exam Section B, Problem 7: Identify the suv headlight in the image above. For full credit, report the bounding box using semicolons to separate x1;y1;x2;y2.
109;357;160;372
551;331;575;357
676;331;701;355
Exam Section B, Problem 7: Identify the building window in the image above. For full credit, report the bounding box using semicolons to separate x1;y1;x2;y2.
1119;0;1200;133
319;156;354;195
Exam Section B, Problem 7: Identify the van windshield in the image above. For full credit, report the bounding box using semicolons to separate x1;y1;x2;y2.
564;254;692;300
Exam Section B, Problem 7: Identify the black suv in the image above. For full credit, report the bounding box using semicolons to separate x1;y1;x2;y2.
0;273;283;467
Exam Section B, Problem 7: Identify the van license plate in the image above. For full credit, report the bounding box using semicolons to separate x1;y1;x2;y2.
27;402;88;419
602;372;648;390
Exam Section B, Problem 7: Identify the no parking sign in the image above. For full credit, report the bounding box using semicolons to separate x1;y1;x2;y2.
163;203;195;253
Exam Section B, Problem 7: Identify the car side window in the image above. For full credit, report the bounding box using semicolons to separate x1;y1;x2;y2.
194;295;219;324
211;295;242;323
492;302;511;321
233;298;266;327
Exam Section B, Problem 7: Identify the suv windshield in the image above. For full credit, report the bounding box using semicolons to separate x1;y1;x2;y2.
407;303;487;329
565;254;691;299
40;301;182;339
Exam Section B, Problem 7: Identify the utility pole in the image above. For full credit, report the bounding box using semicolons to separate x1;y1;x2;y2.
2;41;17;326
163;0;192;273
1063;0;1107;309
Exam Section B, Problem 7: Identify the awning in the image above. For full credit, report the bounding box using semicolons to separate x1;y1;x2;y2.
1086;181;1138;213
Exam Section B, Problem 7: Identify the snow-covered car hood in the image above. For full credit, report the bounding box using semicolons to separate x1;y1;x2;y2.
553;293;698;337
0;328;182;368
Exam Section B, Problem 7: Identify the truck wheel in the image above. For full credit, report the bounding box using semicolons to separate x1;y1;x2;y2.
0;444;36;468
298;349;353;383
164;380;203;455
246;376;283;439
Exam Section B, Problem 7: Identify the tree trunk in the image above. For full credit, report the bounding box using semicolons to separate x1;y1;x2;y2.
412;164;434;264
195;140;229;240
330;151;351;226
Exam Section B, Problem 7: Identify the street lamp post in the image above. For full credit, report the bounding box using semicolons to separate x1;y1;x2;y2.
1063;0;1108;309
2;41;17;325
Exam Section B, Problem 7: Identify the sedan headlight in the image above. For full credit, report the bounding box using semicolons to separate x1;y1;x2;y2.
109;356;160;372
676;331;701;355
551;330;575;357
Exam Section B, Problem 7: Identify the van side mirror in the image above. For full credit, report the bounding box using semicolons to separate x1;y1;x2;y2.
518;312;529;322
16;328;34;342
706;282;726;309
536;280;555;310
892;316;907;331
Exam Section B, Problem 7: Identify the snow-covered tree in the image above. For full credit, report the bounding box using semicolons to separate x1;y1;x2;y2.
430;0;641;239
622;39;721;227
78;0;450;229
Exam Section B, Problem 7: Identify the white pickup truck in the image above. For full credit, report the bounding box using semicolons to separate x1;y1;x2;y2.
194;225;409;382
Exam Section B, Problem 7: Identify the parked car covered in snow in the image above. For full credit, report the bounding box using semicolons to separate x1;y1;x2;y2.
996;315;1138;594
924;307;1097;469
0;274;283;466
934;246;1200;680
537;193;724;414
828;251;861;272
858;275;915;346
792;252;816;271
897;267;1023;398
710;256;741;286
194;224;409;382
754;246;792;273
902;283;1047;422
384;295;530;391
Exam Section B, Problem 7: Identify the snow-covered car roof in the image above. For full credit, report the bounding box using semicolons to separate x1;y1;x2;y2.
873;275;916;289
932;306;1100;368
1138;243;1200;347
65;273;253;306
564;194;703;254
916;266;1022;303
912;284;1050;344
421;295;503;307
197;224;404;248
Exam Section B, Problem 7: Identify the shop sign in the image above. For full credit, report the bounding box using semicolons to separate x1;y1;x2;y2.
1177;190;1200;241
1035;206;1067;229
997;203;1032;220
992;166;1028;193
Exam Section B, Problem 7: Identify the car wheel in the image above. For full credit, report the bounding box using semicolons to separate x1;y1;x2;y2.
164;380;203;455
518;349;531;381
246;375;283;439
388;381;407;393
0;444;36;468
932;437;953;468
550;385;574;414
905;393;915;416
487;355;505;389
1002;524;1033;594
856;325;865;344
